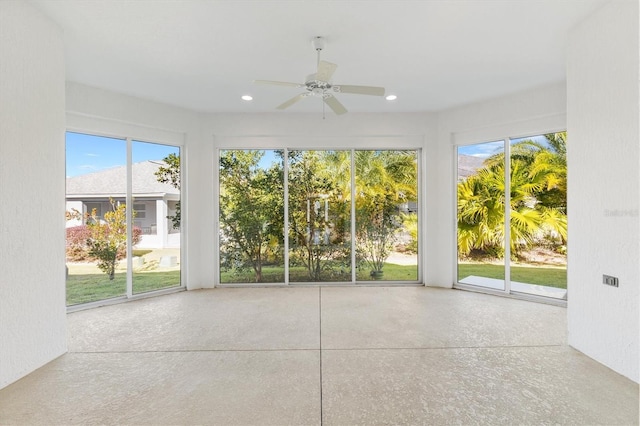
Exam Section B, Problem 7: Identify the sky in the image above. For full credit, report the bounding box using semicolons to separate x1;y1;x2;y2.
66;132;179;177
457;135;549;158
67;132;552;176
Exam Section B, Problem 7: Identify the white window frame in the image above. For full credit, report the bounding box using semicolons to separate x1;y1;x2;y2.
215;138;425;286
65;114;186;311
452;126;567;306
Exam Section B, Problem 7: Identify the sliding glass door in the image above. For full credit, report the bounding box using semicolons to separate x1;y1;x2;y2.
507;133;567;298
288;150;352;282
456;141;506;291
65;132;127;305
356;150;418;282
65;131;183;306
132;141;182;294
219;149;285;284
218;148;420;284
456;133;567;300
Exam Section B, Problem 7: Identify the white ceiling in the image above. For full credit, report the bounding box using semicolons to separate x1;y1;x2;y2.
31;0;608;114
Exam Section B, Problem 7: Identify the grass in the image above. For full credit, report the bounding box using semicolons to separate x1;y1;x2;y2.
220;263;418;283
458;263;566;289
66;270;180;306
67;261;564;306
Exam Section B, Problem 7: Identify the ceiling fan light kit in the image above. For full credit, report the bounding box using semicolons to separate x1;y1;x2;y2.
254;36;385;116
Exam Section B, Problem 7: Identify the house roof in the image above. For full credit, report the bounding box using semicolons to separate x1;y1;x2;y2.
66;160;179;197
457;155;486;179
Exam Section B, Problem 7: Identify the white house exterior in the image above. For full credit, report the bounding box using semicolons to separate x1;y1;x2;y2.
66;160;180;249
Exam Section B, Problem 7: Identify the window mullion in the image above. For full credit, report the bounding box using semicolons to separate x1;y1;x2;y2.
351;149;356;283
504;138;511;294
284;148;290;285
126;137;133;298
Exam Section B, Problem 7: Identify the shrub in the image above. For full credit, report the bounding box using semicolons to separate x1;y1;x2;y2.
65;224;142;263
66;225;91;261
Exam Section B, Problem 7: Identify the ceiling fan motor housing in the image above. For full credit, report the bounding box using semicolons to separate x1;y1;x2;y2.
305;73;332;95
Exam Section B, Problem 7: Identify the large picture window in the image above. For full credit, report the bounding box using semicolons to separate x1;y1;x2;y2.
218;148;419;284
65;132;182;306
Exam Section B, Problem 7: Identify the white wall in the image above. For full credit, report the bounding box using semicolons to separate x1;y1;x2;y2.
435;83;567;288
0;1;67;388
567;0;639;383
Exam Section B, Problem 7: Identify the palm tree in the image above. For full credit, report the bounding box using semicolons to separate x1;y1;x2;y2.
319;150;418;275
457;132;567;258
354;151;417;273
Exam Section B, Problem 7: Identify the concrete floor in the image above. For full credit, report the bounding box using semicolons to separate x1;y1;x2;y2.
0;287;637;425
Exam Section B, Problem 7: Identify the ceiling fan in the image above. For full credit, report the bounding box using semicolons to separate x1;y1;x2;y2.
254;36;385;116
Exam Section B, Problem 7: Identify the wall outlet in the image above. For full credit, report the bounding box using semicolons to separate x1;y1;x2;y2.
602;275;619;287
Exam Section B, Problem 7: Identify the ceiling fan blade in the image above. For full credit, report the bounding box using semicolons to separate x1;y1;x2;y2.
323;95;347;115
332;85;385;96
254;80;303;88
316;60;337;82
276;93;308;110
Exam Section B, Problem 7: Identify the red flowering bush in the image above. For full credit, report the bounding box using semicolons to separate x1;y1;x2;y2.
66;224;142;262
66;225;92;261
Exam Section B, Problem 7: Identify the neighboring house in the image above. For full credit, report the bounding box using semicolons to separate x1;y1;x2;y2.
457;154;486;180
66;160;180;249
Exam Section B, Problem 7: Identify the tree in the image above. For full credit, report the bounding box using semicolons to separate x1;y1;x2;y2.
287;150;351;281
457;132;567;258
356;192;402;275
155;153;181;229
219;150;284;282
354;150;417;274
85;199;140;280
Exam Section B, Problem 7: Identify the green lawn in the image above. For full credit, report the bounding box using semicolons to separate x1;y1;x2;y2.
66;271;181;306
458;263;566;289
220;263;418;283
67;262;564;306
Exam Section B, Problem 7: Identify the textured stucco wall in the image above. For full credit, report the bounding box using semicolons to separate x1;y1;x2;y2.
0;1;67;388
567;0;639;383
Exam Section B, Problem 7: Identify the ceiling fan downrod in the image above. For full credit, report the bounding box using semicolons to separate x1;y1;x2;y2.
312;36;325;68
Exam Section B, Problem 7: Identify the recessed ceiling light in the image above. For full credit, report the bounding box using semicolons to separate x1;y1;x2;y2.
241;95;253;101
385;95;397;101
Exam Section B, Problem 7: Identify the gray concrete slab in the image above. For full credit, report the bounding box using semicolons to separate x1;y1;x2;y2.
68;287;320;352
0;351;320;425
322;346;638;425
0;287;637;425
321;286;567;349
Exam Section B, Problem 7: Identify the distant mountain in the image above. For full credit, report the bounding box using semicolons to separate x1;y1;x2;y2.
457;154;486;179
